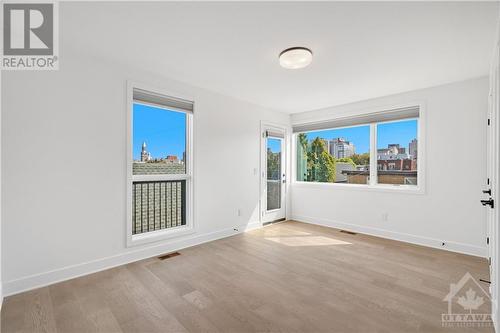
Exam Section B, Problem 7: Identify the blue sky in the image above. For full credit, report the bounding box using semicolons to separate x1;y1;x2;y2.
133;103;186;160
377;119;417;150
267;138;281;153
133;102;417;159
304;119;417;154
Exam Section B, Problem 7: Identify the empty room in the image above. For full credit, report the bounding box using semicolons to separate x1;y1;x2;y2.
1;1;500;332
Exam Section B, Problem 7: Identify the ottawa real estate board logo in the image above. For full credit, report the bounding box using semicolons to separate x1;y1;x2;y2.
1;2;58;70
442;272;493;328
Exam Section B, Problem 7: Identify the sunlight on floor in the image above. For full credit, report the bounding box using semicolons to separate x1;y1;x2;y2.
264;235;352;246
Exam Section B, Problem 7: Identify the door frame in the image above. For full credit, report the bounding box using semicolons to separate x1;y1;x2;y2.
260;121;288;224
488;41;500;327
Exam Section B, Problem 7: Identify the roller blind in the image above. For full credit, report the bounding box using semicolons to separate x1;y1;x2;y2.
133;88;194;113
292;106;419;133
266;130;284;138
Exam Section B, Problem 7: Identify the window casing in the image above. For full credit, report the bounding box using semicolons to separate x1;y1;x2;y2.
293;105;423;192
127;83;194;246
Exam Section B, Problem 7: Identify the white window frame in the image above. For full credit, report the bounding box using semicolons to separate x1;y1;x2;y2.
126;81;195;247
292;102;425;194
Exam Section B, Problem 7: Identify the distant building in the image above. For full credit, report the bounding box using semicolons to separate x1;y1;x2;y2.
141;142;152;162
165;155;181;164
329;138;355;158
335;162;355;183
377;159;413;171
377;143;416;172
342;170;417;185
377;143;411;161
409;139;418;160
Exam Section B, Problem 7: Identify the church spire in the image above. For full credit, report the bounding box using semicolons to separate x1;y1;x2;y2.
141;141;150;162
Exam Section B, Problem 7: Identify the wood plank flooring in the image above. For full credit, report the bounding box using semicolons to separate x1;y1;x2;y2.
1;221;494;332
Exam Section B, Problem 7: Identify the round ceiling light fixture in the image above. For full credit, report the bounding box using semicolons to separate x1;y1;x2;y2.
279;47;313;69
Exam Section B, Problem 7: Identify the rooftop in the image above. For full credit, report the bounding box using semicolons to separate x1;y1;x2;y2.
133;162;185;175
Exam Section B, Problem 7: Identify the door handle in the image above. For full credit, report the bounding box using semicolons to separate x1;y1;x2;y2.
481;198;495;208
483;189;492;195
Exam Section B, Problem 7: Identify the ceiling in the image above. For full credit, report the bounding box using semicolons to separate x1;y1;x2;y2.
61;2;499;113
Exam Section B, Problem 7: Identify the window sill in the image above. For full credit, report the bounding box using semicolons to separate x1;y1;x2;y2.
127;225;195;247
291;181;425;195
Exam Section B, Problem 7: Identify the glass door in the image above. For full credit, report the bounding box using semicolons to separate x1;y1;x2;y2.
263;128;286;223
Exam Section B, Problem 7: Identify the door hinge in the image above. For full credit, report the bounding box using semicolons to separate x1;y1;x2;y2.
489;257;492;265
488;119;491;126
487;178;490;185
487;237;489;245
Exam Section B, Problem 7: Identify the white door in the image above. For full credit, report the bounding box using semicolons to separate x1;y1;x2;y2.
262;127;286;224
485;43;499;323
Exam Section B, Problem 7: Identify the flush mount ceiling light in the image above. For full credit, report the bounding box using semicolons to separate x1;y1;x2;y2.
279;47;313;69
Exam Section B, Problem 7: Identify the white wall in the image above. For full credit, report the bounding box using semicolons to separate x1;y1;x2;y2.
1;48;290;295
291;77;489;257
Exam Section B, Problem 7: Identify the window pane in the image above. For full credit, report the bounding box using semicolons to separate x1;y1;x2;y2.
267;138;281;210
296;125;370;184
133;103;186;175
376;119;418;185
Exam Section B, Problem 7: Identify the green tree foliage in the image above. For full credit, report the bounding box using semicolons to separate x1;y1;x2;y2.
317;151;336;182
351;153;370;166
267;149;280;180
307;137;336;182
337;157;355;167
298;133;308;150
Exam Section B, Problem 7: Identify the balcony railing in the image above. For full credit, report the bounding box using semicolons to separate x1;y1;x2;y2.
132;180;186;235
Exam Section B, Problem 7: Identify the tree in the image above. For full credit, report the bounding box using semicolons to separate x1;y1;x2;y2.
337;157;355;167
317;151;336;182
307;137;336;182
298;133;308;150
351;153;370;166
267;148;280;180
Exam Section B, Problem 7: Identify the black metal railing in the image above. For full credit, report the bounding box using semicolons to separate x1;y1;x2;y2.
132;180;186;235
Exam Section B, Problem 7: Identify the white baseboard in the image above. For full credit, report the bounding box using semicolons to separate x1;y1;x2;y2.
492;300;498;332
292;215;487;258
3;222;262;297
240;221;262;232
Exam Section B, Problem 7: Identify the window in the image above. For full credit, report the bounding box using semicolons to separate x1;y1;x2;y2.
296;125;370;183
294;106;420;189
128;85;193;246
377;119;418;185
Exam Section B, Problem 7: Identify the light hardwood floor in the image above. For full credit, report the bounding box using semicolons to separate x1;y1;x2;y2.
1;221;494;333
